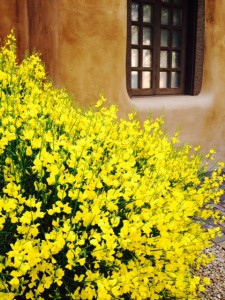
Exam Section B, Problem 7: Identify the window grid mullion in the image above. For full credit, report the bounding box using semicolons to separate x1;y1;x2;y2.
153;1;161;93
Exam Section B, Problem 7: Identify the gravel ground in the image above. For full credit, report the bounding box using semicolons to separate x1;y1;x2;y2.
196;244;225;300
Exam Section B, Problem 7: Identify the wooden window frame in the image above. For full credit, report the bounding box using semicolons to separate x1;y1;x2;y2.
126;0;205;97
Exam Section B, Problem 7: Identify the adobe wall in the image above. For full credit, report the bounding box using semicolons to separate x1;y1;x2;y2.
26;0;58;83
0;0;225;162
56;0;131;114
0;0;28;62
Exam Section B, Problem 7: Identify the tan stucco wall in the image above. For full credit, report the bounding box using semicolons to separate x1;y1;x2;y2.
0;0;28;62
56;0;131;115
0;0;225;161
27;0;58;83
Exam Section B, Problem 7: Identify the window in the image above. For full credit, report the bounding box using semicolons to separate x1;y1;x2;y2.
127;0;205;96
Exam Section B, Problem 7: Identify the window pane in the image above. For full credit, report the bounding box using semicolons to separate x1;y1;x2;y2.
132;71;138;88
159;72;168;88
160;51;168;68
143;4;152;23
143;49;151;67
132;26;139;44
173;9;182;26
161;29;169;47
161;7;169;25
142;72;151;88
131;49;139;67
131;2;139;21
171;72;180;88
172;30;181;48
174;0;183;5
143;27;151;45
172;51;181;68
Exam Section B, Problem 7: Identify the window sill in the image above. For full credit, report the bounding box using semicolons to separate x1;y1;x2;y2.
131;93;213;111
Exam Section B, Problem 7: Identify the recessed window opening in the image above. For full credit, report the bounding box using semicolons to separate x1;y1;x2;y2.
127;0;205;97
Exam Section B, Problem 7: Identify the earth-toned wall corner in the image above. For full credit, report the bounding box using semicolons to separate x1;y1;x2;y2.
56;0;132;110
0;0;29;63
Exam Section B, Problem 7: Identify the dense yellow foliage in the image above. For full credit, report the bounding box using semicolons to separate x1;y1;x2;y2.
0;31;224;299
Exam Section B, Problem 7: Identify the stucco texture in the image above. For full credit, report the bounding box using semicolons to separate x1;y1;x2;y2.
0;0;225;161
56;0;131;114
0;0;28;62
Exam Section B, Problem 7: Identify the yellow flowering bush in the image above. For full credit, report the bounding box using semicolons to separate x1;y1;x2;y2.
0;31;224;300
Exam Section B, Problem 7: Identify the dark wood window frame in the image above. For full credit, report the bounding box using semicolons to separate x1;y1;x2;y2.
126;0;205;97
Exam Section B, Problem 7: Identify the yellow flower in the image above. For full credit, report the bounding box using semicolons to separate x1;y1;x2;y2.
9;276;20;287
54;268;64;286
26;146;33;156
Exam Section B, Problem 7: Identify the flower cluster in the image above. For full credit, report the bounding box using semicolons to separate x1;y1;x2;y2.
0;31;224;299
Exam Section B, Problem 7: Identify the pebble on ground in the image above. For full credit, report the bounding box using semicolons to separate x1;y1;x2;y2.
197;245;225;300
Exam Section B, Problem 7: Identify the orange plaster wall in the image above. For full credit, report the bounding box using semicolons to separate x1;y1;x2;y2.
0;0;225;161
0;0;28;62
27;0;58;83
201;0;225;160
56;0;131;114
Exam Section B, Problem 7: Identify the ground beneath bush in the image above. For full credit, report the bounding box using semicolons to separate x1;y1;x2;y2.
197;170;225;299
197;245;225;300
